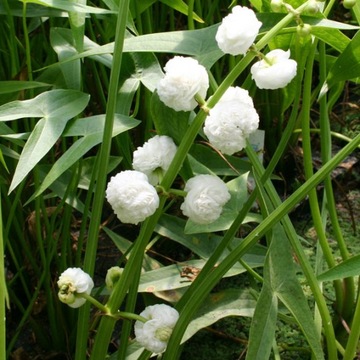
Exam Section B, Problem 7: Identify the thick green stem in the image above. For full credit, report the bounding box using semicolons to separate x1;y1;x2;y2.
74;0;130;358
318;41;355;322
301;39;344;314
0;192;8;360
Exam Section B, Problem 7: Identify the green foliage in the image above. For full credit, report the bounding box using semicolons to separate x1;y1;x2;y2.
1;0;360;359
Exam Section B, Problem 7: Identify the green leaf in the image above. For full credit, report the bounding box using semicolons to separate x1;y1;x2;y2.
189;143;252;176
150;91;190;145
317;255;360;282
50;25;223;69
247;225;324;360
0;89;89;192
27;114;139;201
326;30;360;87
160;0;203;23
50;28;81;90
0;81;50;95
183;289;256;343
246;284;278;360
21;0;115;14
155;214;266;265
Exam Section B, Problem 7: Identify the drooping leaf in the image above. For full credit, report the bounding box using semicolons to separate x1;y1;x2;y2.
27;114;139;201
49;25;223;69
0;89;89;192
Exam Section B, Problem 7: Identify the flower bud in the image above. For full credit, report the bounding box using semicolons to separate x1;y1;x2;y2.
270;0;284;12
105;266;123;291
297;23;312;37
306;0;320;14
343;0;356;9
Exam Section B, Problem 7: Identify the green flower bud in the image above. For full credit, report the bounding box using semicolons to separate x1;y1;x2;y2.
297;23;312;37
105;266;123;291
270;0;284;12
306;0;320;14
343;0;357;9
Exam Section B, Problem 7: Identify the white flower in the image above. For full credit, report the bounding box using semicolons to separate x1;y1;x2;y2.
132;135;177;185
216;6;262;56
157;56;209;112
203;86;259;155
250;49;297;89
57;268;94;308
180;174;230;224
134;304;179;354
106;170;159;225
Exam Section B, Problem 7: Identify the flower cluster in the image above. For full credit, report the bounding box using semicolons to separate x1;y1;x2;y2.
134;304;179;354
181;174;230;224
204;86;259;155
106;5;298;227
57;268;94;308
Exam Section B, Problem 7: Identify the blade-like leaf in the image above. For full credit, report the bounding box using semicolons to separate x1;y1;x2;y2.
0;81;50;95
317;255;360;282
246;284;278;360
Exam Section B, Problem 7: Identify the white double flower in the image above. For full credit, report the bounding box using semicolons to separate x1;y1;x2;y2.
181;174;231;224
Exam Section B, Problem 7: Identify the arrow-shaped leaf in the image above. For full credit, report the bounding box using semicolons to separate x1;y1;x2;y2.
0;89;89;192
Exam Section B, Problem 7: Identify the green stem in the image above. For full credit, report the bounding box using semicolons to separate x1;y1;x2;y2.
343;294;360;359
74;0;130;358
0;192;8;360
301;40;345;315
318;41;355;322
163;130;360;360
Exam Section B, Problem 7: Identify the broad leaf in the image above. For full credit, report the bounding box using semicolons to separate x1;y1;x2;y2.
326;30;360;87
0;89;89;192
183;288;256;343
